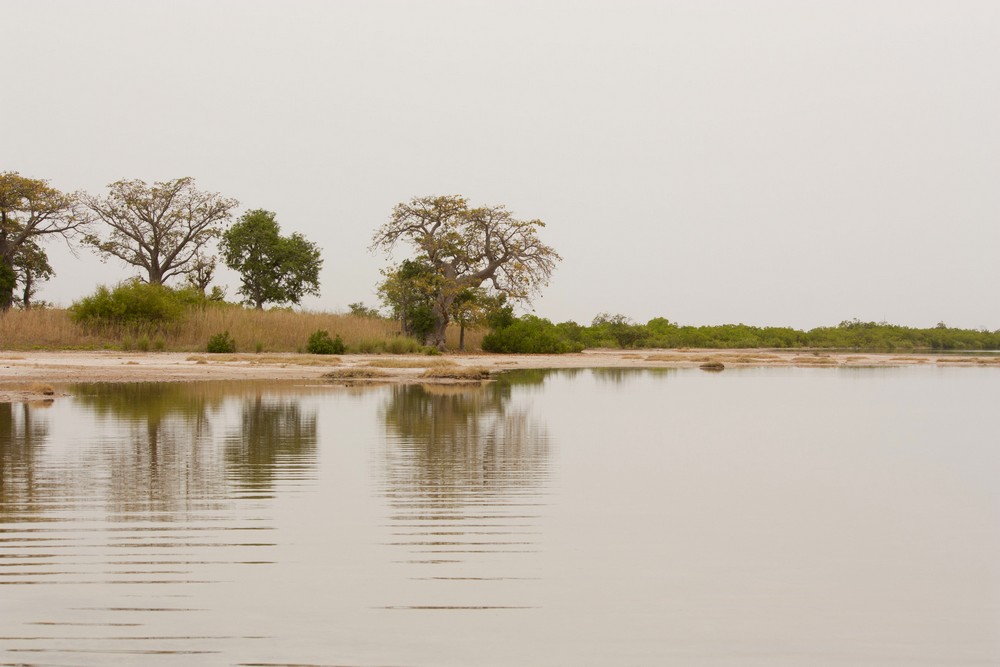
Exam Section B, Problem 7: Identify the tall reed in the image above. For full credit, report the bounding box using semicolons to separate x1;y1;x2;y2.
0;307;484;353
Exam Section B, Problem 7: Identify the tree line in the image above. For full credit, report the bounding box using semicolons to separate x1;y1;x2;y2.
481;314;1000;353
0;173;324;313
4;170;998;354
1;175;560;352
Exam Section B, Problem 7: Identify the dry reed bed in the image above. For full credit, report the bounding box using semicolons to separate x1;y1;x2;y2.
0;308;484;352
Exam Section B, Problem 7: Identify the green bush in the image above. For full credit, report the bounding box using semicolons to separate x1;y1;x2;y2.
306;329;345;354
483;315;585;354
70;281;206;327
207;330;237;353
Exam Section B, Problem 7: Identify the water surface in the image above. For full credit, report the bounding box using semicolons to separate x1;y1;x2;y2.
1;368;998;665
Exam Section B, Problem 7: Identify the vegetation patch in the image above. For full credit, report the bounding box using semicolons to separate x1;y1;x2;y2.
323;368;388;380
306;329;345;355
419;366;491;380
207;331;237;353
792;356;839;366
186;353;342;367
71;281;207;328
363;359;457;369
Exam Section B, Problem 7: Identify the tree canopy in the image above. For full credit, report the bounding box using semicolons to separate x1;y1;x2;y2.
220;209;322;310
82;177;238;285
11;239;54;309
371;195;560;349
0;172;91;311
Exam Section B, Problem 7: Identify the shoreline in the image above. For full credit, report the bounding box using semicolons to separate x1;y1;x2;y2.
2;348;998;402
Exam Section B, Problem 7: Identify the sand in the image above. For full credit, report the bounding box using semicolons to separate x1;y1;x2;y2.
1;348;997;402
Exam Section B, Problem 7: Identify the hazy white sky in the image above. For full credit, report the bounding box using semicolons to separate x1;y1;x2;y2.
6;0;999;329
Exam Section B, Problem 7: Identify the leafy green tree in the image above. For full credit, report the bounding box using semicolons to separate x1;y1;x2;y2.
590;313;649;349
82;177;238;285
0;172;92;311
220;209;322;310
372;195;560;350
12;239;54;309
450;288;507;351
377;257;438;342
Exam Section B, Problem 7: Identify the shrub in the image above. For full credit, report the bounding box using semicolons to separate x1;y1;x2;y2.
207;330;237;353
70;281;207;327
383;336;421;354
306;329;345;354
482;315;584;354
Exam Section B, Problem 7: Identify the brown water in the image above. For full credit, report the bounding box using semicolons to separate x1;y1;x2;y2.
1;368;998;666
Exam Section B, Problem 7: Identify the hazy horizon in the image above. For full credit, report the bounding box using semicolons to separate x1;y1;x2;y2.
7;0;999;330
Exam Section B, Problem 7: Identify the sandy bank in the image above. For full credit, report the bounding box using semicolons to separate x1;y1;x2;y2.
1;348;997;402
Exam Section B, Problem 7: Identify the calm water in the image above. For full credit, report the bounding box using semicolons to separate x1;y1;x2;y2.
1;368;998;666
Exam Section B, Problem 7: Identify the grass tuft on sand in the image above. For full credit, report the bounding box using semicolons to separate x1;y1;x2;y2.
323;368;388;380
419;366;491;380
363;358;457;369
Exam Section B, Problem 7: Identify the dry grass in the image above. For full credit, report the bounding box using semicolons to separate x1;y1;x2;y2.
186;353;342;366
419;366;491;380
792;355;839;366
936;356;1000;366
362;358;457;369
645;353;688;362
323;368;388;380
647;352;783;364
0;307;484;353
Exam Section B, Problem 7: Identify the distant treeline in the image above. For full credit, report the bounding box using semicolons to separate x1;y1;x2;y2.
483;313;1000;354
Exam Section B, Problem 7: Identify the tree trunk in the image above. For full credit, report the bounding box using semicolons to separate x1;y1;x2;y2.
431;298;451;351
0;257;15;313
21;272;33;309
459;321;465;352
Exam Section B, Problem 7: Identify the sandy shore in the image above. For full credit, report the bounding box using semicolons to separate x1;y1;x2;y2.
1;348;997;402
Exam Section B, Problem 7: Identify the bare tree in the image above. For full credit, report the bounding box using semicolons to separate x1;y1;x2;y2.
0;172;92;311
372;195;560;350
82;177;238;285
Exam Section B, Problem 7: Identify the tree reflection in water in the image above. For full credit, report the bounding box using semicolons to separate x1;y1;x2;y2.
380;381;548;493
0;400;51;518
69;383;318;514
73;383;229;518
378;376;550;570
225;394;317;494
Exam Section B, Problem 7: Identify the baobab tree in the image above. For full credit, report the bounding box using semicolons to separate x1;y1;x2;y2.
82;177;238;285
372;195;560;350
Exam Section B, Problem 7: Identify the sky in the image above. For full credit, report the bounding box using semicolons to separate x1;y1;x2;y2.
6;0;1000;330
